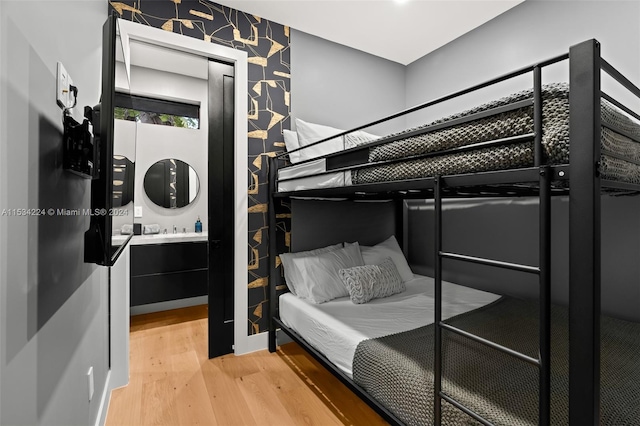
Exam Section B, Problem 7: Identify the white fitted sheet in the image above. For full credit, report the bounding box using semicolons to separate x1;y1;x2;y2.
277;159;351;191
279;158;327;179
279;274;501;377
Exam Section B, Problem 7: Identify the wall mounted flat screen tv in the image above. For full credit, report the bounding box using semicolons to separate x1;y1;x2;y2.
85;15;135;266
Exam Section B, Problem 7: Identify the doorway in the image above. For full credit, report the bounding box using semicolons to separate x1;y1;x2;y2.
111;21;250;388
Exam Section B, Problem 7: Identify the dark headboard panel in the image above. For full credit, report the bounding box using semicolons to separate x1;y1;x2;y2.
290;199;400;252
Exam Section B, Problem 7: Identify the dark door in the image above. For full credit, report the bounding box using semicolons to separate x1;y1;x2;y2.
144;161;168;207
208;60;235;358
175;160;190;208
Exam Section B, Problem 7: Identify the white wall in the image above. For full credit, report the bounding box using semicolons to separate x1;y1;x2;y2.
128;65;209;234
109;245;129;392
0;1;110;425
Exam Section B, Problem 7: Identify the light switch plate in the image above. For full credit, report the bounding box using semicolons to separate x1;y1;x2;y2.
56;62;69;109
87;366;94;401
134;206;142;218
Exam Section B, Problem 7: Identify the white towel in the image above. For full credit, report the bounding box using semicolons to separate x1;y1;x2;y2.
143;224;160;234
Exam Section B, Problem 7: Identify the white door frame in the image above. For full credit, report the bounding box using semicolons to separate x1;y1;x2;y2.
116;19;257;356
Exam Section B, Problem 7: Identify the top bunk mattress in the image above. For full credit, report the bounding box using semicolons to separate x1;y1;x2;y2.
277;84;640;191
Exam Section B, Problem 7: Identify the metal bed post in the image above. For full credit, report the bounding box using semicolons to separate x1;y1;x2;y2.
433;176;443;426
268;155;279;353
568;39;601;425
534;64;551;425
538;166;551;425
533;67;543;167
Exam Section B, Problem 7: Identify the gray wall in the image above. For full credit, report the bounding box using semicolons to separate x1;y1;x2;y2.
405;0;640;122
290;29;406;135
0;1;110;425
404;0;640;321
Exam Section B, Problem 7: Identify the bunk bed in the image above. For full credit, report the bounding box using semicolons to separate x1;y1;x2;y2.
267;39;640;425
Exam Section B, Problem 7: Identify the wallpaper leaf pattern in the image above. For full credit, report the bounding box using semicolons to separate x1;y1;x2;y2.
109;0;291;335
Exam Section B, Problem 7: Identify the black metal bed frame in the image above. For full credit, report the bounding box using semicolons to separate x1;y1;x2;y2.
267;39;640;425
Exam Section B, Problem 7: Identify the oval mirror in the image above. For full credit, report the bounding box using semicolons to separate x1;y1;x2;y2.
143;158;199;208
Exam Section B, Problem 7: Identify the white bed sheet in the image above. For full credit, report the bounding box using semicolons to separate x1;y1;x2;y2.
279;158;327;179
277;158;351;191
279;274;501;377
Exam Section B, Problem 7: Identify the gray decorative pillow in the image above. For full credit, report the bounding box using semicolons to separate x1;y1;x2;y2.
339;257;405;304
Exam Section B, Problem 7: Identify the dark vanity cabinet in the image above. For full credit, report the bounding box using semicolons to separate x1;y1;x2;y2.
130;241;208;306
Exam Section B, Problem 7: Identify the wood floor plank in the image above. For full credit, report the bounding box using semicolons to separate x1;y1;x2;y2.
235;370;297;426
106;305;387;426
107;379;143;425
130;305;208;332
201;357;259;426
140;378;180;425
213;351;261;380
258;353;344;426
168;350;217;425
278;342;388;426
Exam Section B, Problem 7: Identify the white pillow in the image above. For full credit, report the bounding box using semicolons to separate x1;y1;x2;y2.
360;235;414;282
290;243;364;304
344;130;379;149
279;243;343;296
286;119;379;163
294;118;344;163
283;129;301;163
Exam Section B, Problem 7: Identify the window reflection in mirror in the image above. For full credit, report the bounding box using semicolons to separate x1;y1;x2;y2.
114;94;199;128
144;159;199;209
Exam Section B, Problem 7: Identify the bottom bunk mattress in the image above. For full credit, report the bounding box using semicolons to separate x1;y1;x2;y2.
280;276;640;425
353;296;640;426
279;275;501;377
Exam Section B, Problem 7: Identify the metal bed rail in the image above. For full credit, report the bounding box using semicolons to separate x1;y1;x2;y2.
275;52;568;163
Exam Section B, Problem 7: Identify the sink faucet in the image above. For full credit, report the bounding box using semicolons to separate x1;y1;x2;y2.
173;225;177;234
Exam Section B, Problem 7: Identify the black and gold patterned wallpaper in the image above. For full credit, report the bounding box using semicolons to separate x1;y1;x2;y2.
109;0;291;335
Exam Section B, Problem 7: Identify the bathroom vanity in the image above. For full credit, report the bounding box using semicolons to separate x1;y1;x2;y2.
129;232;208;307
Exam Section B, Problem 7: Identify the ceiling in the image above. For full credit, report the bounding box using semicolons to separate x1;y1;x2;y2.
213;0;524;65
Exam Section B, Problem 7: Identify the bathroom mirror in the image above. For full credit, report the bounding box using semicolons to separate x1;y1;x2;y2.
144;158;199;208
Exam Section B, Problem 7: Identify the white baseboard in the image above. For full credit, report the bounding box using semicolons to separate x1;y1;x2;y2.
235;331;268;355
235;330;294;356
94;370;111;426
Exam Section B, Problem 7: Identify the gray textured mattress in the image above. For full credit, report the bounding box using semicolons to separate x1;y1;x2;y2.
353;296;640;426
352;84;640;185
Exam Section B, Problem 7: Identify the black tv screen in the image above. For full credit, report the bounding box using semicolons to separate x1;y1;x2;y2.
85;15;135;266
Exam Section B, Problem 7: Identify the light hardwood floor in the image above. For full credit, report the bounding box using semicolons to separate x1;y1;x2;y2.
106;305;387;425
